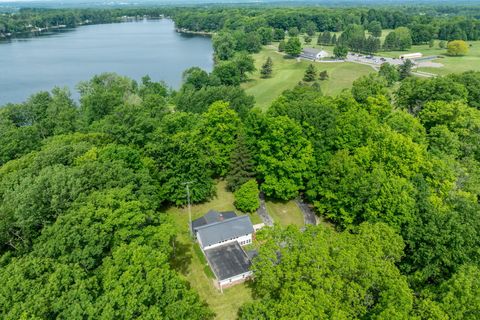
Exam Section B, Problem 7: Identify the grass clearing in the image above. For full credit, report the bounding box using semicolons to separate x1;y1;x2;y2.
168;181;254;320
266;200;304;227
243;46;374;110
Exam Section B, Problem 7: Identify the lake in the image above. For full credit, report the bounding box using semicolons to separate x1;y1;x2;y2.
0;19;213;105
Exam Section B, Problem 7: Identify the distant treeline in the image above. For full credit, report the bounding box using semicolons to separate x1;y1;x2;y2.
1;5;480;41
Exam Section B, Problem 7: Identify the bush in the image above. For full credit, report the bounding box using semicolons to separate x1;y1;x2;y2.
234;180;260;213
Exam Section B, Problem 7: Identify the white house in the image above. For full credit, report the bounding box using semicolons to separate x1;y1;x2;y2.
196;215;254;250
192;211;256;290
300;48;329;60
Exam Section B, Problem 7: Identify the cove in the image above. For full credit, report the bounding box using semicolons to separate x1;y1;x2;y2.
0;19;213;105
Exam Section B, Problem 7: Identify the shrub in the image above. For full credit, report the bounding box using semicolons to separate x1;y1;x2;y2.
234;180;260;213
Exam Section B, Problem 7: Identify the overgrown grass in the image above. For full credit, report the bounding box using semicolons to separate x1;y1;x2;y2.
243;46;374;110
266;200;304;227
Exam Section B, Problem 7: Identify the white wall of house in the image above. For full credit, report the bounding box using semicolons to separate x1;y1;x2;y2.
219;271;253;287
199;233;252;250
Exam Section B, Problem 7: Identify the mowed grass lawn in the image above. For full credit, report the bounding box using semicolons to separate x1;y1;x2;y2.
376;40;480;76
243;46;374;110
266;200;304;227
167;181;254;320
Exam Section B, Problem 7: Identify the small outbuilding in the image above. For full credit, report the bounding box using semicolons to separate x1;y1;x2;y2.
300;48;329;61
399;52;423;60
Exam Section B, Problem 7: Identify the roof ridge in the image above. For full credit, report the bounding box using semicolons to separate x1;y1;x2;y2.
195;214;250;231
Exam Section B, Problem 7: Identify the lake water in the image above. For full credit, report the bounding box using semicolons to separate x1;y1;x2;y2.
0;19;213;105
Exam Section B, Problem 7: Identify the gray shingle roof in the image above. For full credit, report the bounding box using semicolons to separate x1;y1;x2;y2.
197;215;254;248
204;242;251;280
191;210;237;233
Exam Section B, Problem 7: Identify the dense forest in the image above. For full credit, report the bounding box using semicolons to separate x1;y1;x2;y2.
1;3;480;320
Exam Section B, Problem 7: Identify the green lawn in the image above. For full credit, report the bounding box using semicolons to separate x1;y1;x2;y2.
243;46;374;110
167;181;254;320
266;200;304;227
375;40;480;75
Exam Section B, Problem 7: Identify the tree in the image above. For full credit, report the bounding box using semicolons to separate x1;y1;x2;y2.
352;74;388;103
319;70;329;80
78;73;136;124
395;27;413;50
260;57;273;78
383;31;398;51
273;28;285;41
258;27;273;45
226;131;256;191
240;223;414;319
363;36;381;54
278;40;286;52
367;21;382;37
146;113;215;205
304;35;312;44
201;101;240;177
231;52;256;82
305;21;317;36
257;116;314;200
429;38;435;48
95;243;214;319
333;45;348;59
398;59;414;80
447;40;469;56
439;40;446;49
212;32;236;60
318;31;331;45
285;36;302;56
379;63;400;85
288;27;299;37
338;24;365;52
437;265;480;320
234;180;260;213
331;34;337;45
303;64;317;82
176;85;254;117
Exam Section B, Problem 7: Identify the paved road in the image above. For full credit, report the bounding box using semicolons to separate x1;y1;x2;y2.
257;192;274;226
345;53;438;77
295;198;317;225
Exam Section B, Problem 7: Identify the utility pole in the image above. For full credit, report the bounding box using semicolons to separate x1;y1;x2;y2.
183;181;195;238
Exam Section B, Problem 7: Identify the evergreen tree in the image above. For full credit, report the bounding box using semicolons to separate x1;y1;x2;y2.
319;70;329;80
260;57;273;78
226;131;256;191
398;59;414;80
331;34;337;45
320;31;332;45
278;40;286;52
303;64;317;82
304;35;312;44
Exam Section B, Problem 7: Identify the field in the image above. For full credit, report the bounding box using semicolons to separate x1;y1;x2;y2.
167;181;302;319
243;46;374;110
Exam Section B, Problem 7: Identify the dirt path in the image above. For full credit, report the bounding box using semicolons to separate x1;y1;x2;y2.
295;198;317;225
257;192;274;226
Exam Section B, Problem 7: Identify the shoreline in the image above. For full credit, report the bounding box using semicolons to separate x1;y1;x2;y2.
175;28;214;37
